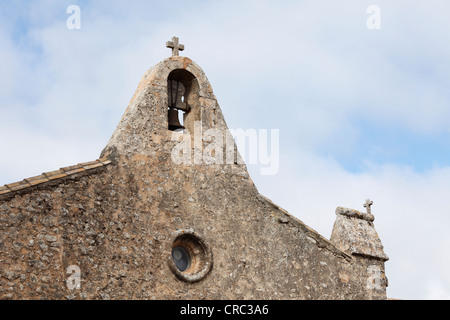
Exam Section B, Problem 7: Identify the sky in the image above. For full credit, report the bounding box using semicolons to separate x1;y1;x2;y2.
1;0;450;300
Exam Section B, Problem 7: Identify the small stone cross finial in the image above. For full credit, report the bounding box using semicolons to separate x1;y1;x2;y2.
363;199;373;214
166;36;184;56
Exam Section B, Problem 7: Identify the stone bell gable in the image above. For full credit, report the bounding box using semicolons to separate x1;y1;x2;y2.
0;37;389;300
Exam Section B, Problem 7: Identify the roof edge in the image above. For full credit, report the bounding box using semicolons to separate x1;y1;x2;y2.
0;158;112;199
257;194;353;262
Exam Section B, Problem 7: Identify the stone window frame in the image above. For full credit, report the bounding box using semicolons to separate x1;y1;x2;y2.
167;229;213;283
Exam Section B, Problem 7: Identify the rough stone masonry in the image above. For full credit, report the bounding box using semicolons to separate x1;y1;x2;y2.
0;41;389;300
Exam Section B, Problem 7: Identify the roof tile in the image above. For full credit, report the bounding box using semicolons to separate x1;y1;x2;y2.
63;167;86;175
6;181;31;191
78;160;100;167
43;169;65;178
0;186;11;195
0;158;112;197
25;175;50;186
60;164;83;172
82;162;104;170
46;173;67;181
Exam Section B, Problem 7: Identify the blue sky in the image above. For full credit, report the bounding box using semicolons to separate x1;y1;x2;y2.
1;0;450;299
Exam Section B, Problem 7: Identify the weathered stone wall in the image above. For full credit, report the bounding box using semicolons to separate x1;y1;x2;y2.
0;56;388;300
0;159;385;299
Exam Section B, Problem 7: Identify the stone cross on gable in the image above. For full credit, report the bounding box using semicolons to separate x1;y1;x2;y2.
166;36;184;56
363;199;373;214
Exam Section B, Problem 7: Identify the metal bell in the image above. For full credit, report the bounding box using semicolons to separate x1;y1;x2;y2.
168;108;185;131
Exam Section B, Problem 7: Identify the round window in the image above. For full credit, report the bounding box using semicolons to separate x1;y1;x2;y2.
172;246;191;272
167;230;213;283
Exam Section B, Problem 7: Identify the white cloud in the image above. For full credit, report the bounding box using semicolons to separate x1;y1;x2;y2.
426;280;450;300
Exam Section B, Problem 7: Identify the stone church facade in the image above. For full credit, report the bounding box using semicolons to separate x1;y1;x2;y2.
0;38;389;300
